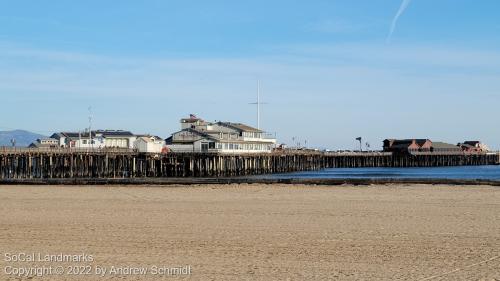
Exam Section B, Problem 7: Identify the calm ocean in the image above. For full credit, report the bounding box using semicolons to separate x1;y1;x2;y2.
254;165;500;180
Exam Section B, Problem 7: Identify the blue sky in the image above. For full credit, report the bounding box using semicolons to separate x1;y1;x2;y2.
1;0;499;149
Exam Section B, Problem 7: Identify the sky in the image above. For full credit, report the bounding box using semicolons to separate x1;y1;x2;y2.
0;0;499;150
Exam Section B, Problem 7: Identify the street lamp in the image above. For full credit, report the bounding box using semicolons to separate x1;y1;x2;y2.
356;137;362;152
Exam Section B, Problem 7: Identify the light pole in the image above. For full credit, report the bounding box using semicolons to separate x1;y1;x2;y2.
356;137;362;152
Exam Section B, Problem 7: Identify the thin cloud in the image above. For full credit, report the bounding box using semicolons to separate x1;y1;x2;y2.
387;0;412;43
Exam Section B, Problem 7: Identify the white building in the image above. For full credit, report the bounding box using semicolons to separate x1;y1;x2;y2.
50;130;136;149
134;136;165;153
50;132;104;148
166;115;276;153
29;138;60;148
96;130;137;149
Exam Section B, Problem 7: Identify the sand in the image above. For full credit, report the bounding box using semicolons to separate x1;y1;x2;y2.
0;184;499;280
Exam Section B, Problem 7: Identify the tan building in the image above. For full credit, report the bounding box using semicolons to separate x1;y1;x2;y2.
166;115;276;153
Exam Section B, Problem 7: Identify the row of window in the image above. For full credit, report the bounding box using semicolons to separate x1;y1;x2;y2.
81;139;97;145
243;132;262;138
215;142;271;151
219;133;240;139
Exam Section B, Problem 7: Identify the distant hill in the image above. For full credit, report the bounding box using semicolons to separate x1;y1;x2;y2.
0;130;47;147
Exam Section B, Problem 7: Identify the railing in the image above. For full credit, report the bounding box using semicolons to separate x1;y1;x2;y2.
409;151;491;156
0;146;137;154
320;151;392;157
262;133;277;140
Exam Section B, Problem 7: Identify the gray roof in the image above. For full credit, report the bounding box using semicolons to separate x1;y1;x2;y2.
459;143;475;148
94;130;134;137
432;142;461;149
217;122;262;133
172;128;219;141
386;139;430;145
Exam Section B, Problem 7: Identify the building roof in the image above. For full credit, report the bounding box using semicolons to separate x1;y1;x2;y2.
458;143;475;148
390;143;416;150
218;122;262;133
136;134;163;140
431;142;461;150
95;130;134;137
390;139;429;145
56;132;96;138
180;114;205;123
52;130;134;139
137;136;164;143
172;128;219;141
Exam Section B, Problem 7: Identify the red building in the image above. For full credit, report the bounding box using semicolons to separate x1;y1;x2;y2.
458;141;489;153
383;139;463;154
383;139;432;153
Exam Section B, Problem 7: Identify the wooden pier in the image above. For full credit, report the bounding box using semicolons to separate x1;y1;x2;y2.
0;148;498;180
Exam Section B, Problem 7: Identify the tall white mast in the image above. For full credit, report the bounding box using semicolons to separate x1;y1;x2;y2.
257;80;260;130
249;80;265;130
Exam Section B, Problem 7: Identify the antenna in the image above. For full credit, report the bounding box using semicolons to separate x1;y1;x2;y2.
249;80;267;130
88;106;92;149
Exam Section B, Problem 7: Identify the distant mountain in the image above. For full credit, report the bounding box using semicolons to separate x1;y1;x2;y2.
0;130;47;147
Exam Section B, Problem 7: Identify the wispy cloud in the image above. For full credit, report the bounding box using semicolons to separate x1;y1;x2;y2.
388;0;412;43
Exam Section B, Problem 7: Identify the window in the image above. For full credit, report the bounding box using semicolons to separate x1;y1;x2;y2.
82;140;87;144
209;142;215;149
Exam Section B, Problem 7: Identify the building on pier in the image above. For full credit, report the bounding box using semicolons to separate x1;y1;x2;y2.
134;135;165;153
50;130;137;149
50;132;104;148
383;139;432;153
28;138;60;148
458;141;490;153
166;114;276;153
383;139;471;154
430;142;462;153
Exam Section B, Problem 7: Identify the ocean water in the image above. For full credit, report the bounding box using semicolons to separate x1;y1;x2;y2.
254;165;500;180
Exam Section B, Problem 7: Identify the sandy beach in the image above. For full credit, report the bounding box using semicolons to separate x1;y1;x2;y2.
1;183;499;280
